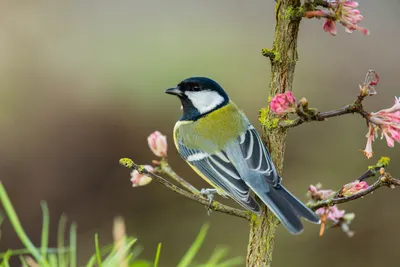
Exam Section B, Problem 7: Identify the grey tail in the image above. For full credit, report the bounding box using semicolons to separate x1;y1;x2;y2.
257;185;320;234
277;185;321;224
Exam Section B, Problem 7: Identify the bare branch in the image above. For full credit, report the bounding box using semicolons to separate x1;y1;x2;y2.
157;160;201;195
119;158;250;220
280;93;370;129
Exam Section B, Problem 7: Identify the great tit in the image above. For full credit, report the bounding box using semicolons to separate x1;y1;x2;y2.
165;77;320;234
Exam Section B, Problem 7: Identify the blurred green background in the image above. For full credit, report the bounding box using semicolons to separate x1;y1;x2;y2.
0;0;399;266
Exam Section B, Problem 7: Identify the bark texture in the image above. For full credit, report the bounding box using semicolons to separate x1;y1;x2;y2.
246;0;301;266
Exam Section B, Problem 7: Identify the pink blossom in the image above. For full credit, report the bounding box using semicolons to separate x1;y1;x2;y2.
362;97;400;158
308;184;335;200
340;180;369;196
316;205;345;223
323;19;337;35
147;131;167;157
130;165;153;187
269;91;297;115
308;1;368;36
362;125;375;159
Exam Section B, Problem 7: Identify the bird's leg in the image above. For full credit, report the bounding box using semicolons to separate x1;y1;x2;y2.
200;188;218;215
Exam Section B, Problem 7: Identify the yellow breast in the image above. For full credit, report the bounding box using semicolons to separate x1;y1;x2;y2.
174;102;248;153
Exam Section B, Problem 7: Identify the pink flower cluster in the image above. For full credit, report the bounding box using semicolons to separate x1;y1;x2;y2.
304;1;368;36
269;91;297;115
147;131;168;157
130;165;153;187
362;97;400;159
308;184;335;201
308;181;364;223
324;1;368;36
307;181;365;236
307;184;345;223
316;205;345;223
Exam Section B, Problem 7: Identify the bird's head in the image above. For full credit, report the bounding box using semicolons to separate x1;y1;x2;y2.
165;77;229;120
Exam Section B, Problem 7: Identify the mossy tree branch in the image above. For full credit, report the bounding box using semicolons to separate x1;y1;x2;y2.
249;0;302;266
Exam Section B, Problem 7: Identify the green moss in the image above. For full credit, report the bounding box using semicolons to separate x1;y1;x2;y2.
261;48;280;62
282;119;295;125
367;165;376;171
259;107;270;126
137;165;145;172
250;213;260;226
119;158;134;168
259;105;281;130
284;5;305;20
377;156;390;167
267;118;280;130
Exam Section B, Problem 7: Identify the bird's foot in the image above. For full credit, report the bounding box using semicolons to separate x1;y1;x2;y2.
200;188;217;215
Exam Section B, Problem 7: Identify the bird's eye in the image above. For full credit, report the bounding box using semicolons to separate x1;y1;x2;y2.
193;86;200;91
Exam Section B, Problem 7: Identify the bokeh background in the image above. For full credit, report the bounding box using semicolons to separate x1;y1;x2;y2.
0;0;399;266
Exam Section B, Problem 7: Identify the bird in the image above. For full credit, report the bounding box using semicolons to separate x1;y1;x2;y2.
165;77;320;234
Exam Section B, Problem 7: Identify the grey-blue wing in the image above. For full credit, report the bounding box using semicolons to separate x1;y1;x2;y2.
238;125;280;186
229;124;320;233
178;142;261;214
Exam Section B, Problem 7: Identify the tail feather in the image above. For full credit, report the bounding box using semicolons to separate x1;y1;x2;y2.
254;185;320;234
260;187;304;234
278;185;320;223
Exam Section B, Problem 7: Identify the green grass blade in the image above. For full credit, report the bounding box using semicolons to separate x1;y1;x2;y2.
214;257;243;267
95;233;102;267
129;260;152;267
201;247;228;267
85;255;96;267
19;256;28;267
153;243;162;267
0;248;66;258
0;183;48;266
0;211;4;242
103;238;137;266
177;224;209;267
129;245;144;262
2;250;11;267
57;214;68;267
69;222;77;267
40;201;50;259
49;254;58;266
85;244;114;267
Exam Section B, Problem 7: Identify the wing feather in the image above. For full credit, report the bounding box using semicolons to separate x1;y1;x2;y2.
177;142;260;213
238;126;280;185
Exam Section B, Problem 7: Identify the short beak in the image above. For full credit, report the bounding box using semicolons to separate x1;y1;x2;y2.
164;87;183;96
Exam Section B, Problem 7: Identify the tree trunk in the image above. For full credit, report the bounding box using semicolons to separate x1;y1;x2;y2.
246;0;301;266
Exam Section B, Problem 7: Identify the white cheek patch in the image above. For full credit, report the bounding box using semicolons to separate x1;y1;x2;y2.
185;90;225;114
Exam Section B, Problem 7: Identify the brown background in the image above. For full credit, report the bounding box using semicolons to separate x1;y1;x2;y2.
0;0;399;266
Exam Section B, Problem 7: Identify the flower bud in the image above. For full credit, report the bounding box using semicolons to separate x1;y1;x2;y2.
340;180;368;197
130;165;153;187
147;131;167;157
270;91;297;115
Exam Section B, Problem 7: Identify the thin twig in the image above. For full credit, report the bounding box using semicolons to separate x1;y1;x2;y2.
357;166;381;181
310;173;400;210
119;158;250;220
280;94;369;128
157;160;201;195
